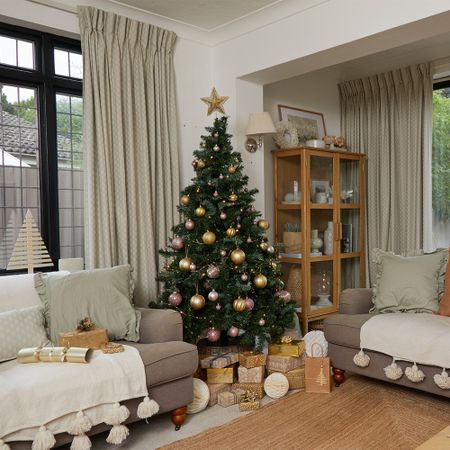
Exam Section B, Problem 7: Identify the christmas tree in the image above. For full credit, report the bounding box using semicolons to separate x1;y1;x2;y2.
156;90;295;348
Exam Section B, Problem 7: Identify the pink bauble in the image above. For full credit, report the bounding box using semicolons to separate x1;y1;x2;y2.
275;290;292;303
267;245;275;254
185;219;195;230
258;318;265;326
247;237;252;243
227;326;239;337
220;212;227;220
253;219;258;224
208;290;219;302
220;249;227;257
172;236;184;250
213;191;219;197
241;273;248;282
189;263;197;272
215;303;222;310
207;265;220;279
168;292;182;306
207;328;221;342
219;174;224;180
245;297;255;311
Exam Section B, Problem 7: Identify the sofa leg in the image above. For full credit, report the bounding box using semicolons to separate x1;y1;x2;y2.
171;406;187;431
332;368;346;386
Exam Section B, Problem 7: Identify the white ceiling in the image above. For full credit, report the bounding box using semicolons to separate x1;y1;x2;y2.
110;0;285;31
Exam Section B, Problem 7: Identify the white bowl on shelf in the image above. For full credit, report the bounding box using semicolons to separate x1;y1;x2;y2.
306;139;325;148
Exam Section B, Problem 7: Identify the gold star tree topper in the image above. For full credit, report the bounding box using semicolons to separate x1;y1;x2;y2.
201;87;229;116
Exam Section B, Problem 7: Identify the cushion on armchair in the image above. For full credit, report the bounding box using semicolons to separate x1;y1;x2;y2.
371;248;448;314
34;265;141;344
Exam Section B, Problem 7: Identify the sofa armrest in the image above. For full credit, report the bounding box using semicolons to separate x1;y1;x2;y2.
339;288;373;314
137;308;183;343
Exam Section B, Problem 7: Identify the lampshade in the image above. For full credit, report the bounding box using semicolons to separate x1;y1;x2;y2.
246;112;276;135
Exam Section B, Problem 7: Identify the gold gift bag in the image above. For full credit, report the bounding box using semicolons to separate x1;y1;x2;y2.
305;343;331;393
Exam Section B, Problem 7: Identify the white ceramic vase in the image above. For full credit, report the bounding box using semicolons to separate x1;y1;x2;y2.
311;229;323;254
324;222;333;256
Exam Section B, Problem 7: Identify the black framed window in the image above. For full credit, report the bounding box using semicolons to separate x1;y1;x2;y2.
432;79;450;247
0;23;83;272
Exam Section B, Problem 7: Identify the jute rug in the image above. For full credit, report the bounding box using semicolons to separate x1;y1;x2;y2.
160;376;450;450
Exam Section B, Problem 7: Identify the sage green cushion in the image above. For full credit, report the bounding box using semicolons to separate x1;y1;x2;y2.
34;265;141;344
371;248;448;313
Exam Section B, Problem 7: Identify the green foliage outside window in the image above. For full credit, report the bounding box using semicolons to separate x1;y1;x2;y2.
432;87;450;222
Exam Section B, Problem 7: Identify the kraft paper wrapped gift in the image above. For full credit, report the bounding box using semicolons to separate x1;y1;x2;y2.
207;364;237;384
59;328;108;350
268;366;305;389
266;355;304;373
238;365;265;383
232;382;264;400
239;391;260;411
207;383;232;406
198;342;250;357
238;351;267;369
200;352;239;369
217;389;245;407
268;338;305;357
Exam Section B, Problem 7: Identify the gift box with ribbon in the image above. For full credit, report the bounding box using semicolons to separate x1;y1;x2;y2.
239;390;260;411
200;352;239;369
268;336;305;357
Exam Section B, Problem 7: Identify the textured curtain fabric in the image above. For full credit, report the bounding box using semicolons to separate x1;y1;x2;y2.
339;63;433;282
78;6;179;306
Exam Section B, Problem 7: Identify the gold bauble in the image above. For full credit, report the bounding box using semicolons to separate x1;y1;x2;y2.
230;248;246;265
259;241;269;251
258;219;270;230
271;262;280;271
190;294;205;310
179;257;192;271
195;206;206;217
180;195;190;206
229;193;238;202
253;274;268;289
197;159;206;169
202;231;216;245
233;298;247;312
228;165;236;174
226;227;237;237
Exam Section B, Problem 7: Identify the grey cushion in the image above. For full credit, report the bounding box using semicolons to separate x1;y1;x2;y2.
34;265;141;343
324;314;373;348
0;305;49;362
125;341;198;388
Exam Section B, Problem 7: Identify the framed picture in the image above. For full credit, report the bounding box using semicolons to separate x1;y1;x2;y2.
311;179;331;203
278;105;326;140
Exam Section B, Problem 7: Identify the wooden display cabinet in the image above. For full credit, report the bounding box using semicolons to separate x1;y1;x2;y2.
273;147;366;333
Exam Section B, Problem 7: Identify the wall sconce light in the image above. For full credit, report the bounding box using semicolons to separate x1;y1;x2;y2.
245;112;276;153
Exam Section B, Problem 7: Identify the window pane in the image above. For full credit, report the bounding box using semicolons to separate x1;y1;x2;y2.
57;93;84;259
0;36;16;66
17;40;34;69
69;52;83;79
432;87;450;247
54;49;69;76
0;83;41;270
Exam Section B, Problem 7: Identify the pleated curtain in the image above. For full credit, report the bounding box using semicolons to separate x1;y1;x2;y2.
78;7;179;306
339;63;433;282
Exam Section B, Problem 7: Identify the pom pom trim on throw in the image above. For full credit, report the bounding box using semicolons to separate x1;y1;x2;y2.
434;368;450;390
104;403;131;445
0;439;11;450
405;363;425;383
353;349;370;368
137;396;159;420
383;358;403;380
32;426;56;450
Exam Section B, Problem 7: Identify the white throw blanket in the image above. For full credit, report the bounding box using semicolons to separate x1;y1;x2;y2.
360;313;450;368
0;345;150;443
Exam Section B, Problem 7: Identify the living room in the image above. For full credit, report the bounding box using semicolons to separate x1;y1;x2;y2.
0;0;449;449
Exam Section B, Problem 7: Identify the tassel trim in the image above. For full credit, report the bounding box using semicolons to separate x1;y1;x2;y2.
0;439;11;450
353;349;370;368
137;396;159;420
405;363;425;383
104;403;130;445
32;426;56;450
434;368;450;390
383;358;403;380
